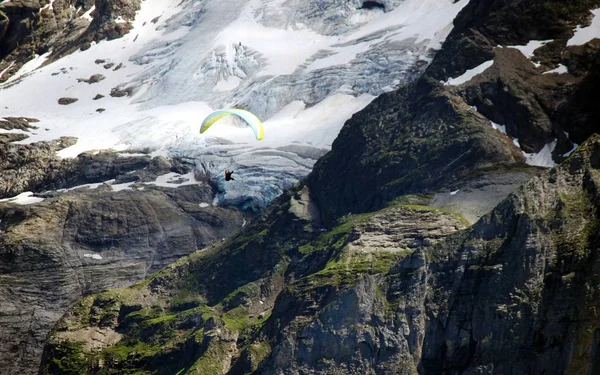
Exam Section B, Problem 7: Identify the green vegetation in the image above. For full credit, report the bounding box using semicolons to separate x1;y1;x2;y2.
298;211;375;254
71;296;95;328
387;193;434;207
170;289;206;312
103;339;162;365
246;341;271;373
553;191;599;260
42;341;88;375
291;251;401;293
222;306;253;331
399;203;470;227
185;340;229;375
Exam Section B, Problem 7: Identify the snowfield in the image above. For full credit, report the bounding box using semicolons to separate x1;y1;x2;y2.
1;0;469;209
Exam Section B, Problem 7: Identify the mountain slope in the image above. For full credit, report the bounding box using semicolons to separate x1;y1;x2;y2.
38;134;600;374
5;0;600;373
1;0;469;210
308;0;600;225
37;0;600;373
1;1;472;373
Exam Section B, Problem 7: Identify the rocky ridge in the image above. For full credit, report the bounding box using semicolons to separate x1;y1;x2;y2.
0;0;140;82
1;0;599;373
0;178;245;374
308;0;600;225
37;135;600;374
34;0;600;373
1;119;246;373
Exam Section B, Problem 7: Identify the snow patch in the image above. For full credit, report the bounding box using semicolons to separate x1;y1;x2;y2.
199;202;210;208
444;60;494;86
81;5;96;21
490;121;507;134
563;142;579;157
111;182;135;191
117;152;148;157
83;253;103;260
567;8;600;46
524;139;557;168
507;40;552;59
0;192;45;205
213;76;242;92
150;172;198;187
0;128;31;135
450;189;459;195
543;64;568;75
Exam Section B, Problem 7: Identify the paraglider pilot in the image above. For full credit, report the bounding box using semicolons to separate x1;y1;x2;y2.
225;170;235;181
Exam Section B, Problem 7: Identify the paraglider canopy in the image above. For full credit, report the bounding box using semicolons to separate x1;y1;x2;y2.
200;108;264;140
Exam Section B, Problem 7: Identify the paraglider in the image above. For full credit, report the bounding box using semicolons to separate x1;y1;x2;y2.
199;108;264;140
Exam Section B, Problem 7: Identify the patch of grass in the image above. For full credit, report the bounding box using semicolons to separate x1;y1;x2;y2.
221;305;270;334
399;204;470;227
298;211;375;254
222;306;252;332
170;289;206;312
145;314;177;325
247;341;271;372
220;282;261;310
71;296;95;327
42;341;88;375
186;340;229;375
387;193;434;207
291;251;401;293
102;339;163;371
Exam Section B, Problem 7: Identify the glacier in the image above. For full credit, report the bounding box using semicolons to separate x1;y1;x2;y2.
0;0;469;211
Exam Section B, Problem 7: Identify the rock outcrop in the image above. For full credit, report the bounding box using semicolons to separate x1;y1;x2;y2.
307;0;600;226
1;124;246;374
6;0;600;373
427;0;600;156
0;0;140;81
37;129;600;375
1;182;244;374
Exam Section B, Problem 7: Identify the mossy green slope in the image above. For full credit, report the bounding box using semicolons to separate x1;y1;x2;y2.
40;184;469;374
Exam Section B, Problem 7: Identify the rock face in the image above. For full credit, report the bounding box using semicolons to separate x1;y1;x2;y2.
0;0;140;81
37;133;600;375
0;183;244;374
1;124;245;374
416;135;600;374
426;0;600;155
0;134;152;198
307;78;525;226
307;0;600;226
7;0;600;374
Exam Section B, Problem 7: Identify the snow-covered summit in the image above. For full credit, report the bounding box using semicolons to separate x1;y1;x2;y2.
1;0;468;210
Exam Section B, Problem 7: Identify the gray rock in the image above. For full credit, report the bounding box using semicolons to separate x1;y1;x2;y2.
0;185;244;374
77;74;105;84
110;86;132;97
58;97;78;105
